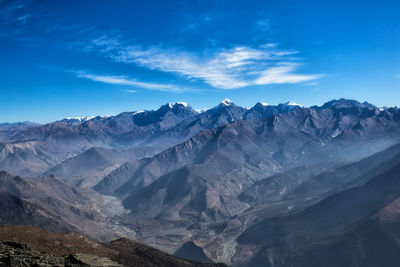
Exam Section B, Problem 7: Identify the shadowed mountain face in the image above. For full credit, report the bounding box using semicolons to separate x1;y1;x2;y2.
238;163;337;205
174;241;214;263
0;193;78;233
0;171;123;241
44;146;158;188
199;143;400;264
234;152;400;267
240;143;400;205
0;122;39;142
44;147;129;188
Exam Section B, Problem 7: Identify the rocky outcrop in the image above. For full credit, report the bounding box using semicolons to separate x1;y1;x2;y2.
0;225;227;267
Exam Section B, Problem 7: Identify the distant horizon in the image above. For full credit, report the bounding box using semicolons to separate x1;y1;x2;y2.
2;97;397;124
1;1;399;123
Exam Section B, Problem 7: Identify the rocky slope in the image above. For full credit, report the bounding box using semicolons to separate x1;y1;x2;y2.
234;151;400;266
198;142;400;264
1;103;197;177
0;225;226;267
0;140;63;177
0;193;78;233
119;139;400;264
101;102;400;223
44;146;158;188
0;122;39;142
0;171;127;241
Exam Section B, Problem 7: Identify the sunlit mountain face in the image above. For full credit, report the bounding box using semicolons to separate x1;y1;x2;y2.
1;1;399;266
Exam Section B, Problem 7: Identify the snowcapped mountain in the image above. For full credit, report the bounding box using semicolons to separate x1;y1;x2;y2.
2;98;400;266
2;99;400;178
220;98;234;106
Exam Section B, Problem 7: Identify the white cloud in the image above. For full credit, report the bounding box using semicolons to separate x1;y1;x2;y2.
254;64;323;85
76;34;322;90
121;89;137;93
72;71;187;92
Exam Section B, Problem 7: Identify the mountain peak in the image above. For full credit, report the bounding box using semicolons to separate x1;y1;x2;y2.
282;101;302;107
221;99;233;106
158;102;194;114
320;98;375;109
195;107;209;113
168;102;190;108
132;110;145;116
62;116;95;122
159;102;191;112
253;102;270;108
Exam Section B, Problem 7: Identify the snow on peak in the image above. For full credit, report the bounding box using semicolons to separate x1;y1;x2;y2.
64;116;95;121
283;101;303;107
379;106;397;111
195;107;209;113
221;98;233;106
175;102;189;107
168;102;189;108
260;102;269;106
132;110;145;115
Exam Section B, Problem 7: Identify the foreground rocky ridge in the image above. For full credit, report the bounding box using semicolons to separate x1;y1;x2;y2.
0;241;123;267
0;225;226;267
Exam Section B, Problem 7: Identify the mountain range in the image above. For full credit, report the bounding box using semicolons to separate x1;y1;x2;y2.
1;98;400;266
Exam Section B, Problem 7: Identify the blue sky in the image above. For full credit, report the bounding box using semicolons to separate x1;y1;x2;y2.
1;0;399;123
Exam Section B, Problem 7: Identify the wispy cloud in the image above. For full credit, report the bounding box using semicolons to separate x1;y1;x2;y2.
15;14;29;24
254;63;322;85
0;0;30;25
121;89;137;93
1;3;323;91
71;70;187;92
76;34;321;89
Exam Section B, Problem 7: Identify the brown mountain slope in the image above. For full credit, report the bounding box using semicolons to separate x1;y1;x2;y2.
0;171;105;234
0;225;227;267
0;193;77;233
